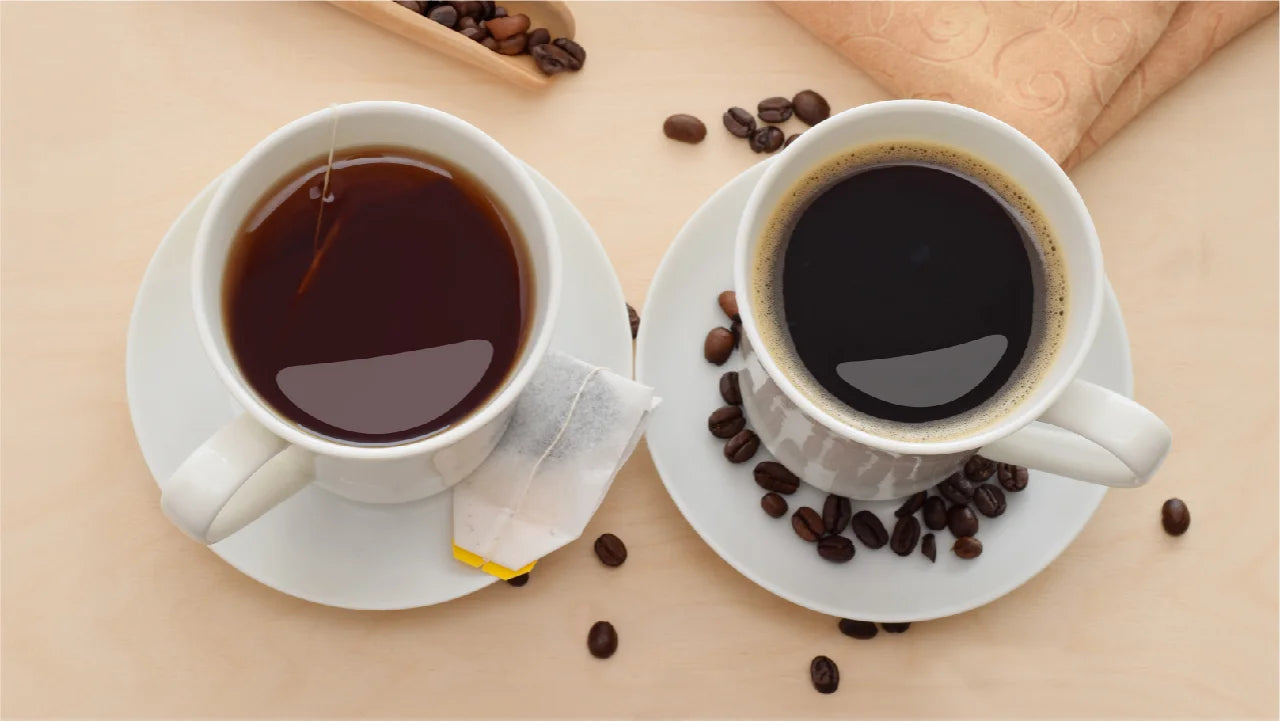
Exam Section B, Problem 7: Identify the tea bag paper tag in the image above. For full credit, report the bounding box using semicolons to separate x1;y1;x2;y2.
452;351;657;578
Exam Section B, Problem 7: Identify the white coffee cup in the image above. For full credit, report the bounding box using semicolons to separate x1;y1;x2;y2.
162;101;561;544
734;99;1171;501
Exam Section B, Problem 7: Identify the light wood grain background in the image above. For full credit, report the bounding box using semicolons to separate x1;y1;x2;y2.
2;3;1277;718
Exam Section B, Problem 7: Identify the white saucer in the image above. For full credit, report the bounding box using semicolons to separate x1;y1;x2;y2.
637;160;1128;622
127;165;633;610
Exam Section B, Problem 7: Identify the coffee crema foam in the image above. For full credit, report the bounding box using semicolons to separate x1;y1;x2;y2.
751;141;1068;443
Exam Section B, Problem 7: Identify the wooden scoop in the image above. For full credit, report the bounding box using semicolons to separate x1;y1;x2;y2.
330;1;576;89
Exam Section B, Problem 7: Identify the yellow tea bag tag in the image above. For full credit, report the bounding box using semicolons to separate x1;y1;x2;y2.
452;544;535;580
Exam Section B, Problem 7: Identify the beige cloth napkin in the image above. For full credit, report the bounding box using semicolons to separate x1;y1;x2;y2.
778;1;1277;168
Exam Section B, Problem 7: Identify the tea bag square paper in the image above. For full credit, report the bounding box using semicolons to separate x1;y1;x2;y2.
453;351;657;578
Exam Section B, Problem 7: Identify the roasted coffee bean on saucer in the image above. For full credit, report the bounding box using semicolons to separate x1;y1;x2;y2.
817;534;855;562
850;510;888;549
890;515;921;556
724;429;759;463
719;371;742;405
922;496;947;530
997;462;1029;491
953;536;983;559
936;472;974;504
973;484;1006;518
761;492;788;518
791;506;825;542
708;405;745;439
964;454;996;482
921;533;937;562
717;290;740;321
754;460;800;494
704;327;735;364
947;504;979;538
895;490;926;518
823;494;852;534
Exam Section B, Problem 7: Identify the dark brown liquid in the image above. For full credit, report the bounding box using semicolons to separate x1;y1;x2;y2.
224;146;530;445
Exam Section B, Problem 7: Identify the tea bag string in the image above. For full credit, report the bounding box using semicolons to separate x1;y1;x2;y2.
296;105;342;299
475;367;604;563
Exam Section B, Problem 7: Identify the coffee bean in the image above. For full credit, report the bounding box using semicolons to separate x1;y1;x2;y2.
531;43;575;75
761;492;788;518
783;133;801;149
506;572;530;587
757;96;793;123
708;405;745;439
890;515;921;556
704;327;734;364
627;303;639;338
791;89;830;126
526;27;550;47
724;430;759;463
922;496;947;530
895;490;927;518
818;534;855;562
719;371;742;405
477;0;495;19
496;32;527;55
837;618;877;639
480;36;499;51
395;1;427;13
552;37;586;69
426;4;458;27
486;12;529;39
593;533;627;567
459;25;486;41
449;1;482;19
717;290;740;322
587;621;617;658
972;484;1006;518
722;107;756;138
791;506;825;542
964;454;996;483
881;622;910;634
457;15;478;30
1162;498;1190;536
754;460;800;494
810;655;839;694
850;510;888;549
748;126;784;153
729;319;742;349
953;536;983;559
823;494;852;534
946;504;979;538
936;472;974;505
921;533;936;562
996;462;1029;492
664;114;707;144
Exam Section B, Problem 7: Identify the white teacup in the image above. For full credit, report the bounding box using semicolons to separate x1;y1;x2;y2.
162;101;561;544
734;100;1171;501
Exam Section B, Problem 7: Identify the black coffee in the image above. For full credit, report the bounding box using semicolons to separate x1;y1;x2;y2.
755;142;1065;441
225;146;530;445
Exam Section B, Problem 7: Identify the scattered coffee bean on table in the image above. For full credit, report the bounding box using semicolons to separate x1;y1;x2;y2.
527;27;550;47
997;462;1029;492
810;655;839;694
729;320;742;348
724;429;759;463
936;472;975;504
531;43;575;74
587;621;618;658
890;515;921;556
947;504;979;538
881;622;910;634
895;490;927;518
973;484;1007;518
551;37;586;69
749;126;784;154
964;454;996;483
754;460;800;494
719;371;742;405
921;533;937;562
627;303;639;338
664;114;707;144
817;534;855;562
791;89;830;126
506;572;530;587
757;96;794;123
722;107;756;138
850;510;888;549
791;506;825;542
708;405;745;439
784;133;801;149
1161;498;1190;536
838;618;878;639
704;327;735;364
717;290;740;321
761;492;788;518
594;533;627;567
823;494;853;534
922;496;947;530
953;536;983;559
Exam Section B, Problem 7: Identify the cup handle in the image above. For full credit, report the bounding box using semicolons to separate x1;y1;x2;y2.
161;413;314;544
978;379;1171;488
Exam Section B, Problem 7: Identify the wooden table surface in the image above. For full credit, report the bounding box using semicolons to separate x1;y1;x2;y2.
2;3;1277;718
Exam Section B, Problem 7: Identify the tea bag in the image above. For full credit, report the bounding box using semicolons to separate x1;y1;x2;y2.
452;351;657;578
